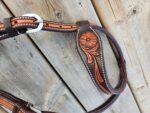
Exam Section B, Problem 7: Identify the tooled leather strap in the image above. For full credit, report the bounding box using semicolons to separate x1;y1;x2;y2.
0;16;78;40
0;90;55;113
76;21;127;113
0;16;127;113
76;21;127;94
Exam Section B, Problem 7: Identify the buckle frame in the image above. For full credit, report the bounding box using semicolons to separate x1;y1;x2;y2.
22;13;43;34
30;106;42;113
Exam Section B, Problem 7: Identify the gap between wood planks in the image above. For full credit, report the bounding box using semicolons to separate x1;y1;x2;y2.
1;0;87;112
90;0;142;113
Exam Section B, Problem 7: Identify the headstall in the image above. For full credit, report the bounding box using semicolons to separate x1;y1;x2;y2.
0;14;127;113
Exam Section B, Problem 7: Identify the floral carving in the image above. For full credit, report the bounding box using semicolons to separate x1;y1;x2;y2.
79;32;104;83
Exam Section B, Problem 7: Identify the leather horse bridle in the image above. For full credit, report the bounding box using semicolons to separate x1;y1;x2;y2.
0;14;127;113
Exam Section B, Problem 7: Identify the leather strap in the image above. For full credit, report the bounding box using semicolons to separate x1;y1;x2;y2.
3;17;19;37
0;90;55;113
76;21;127;94
0;16;127;113
76;22;127;113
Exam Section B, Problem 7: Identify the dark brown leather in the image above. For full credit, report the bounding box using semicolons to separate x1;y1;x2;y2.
76;21;127;113
76;21;127;94
0;16;127;113
76;21;110;94
3;17;19;37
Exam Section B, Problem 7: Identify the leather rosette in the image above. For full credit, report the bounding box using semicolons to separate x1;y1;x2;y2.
76;22;110;94
79;31;104;82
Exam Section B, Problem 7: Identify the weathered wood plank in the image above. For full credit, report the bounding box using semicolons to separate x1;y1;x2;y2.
0;107;7;113
93;0;150;113
3;0;141;113
0;2;85;113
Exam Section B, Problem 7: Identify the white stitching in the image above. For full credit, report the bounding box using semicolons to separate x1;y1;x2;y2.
90;26;110;91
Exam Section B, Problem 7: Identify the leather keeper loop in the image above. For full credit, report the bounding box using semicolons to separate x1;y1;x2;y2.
3;17;19;37
76;21;90;27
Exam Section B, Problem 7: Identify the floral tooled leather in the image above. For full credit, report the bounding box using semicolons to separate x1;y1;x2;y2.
79;32;104;83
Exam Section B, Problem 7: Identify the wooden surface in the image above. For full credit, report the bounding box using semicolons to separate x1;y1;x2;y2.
0;107;7;113
0;0;149;113
92;0;150;113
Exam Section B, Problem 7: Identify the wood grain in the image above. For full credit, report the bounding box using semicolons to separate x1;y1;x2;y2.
93;0;150;113
0;1;84;113
2;0;141;113
0;107;7;113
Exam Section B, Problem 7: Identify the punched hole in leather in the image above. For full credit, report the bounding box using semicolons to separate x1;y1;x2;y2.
3;17;27;38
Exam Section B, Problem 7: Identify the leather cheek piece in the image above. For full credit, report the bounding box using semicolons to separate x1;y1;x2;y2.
76;22;127;113
76;22;127;95
76;21;110;94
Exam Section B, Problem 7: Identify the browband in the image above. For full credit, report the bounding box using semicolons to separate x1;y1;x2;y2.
0;14;127;113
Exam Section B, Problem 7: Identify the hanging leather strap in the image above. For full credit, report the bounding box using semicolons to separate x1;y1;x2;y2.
76;21;127;94
76;21;127;113
0;16;127;113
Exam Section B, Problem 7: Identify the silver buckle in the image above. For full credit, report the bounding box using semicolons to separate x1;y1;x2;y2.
22;13;43;34
30;106;42;113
